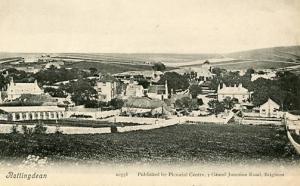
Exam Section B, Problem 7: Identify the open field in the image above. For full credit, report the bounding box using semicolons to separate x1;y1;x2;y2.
212;60;298;70
0;123;298;164
63;61;154;74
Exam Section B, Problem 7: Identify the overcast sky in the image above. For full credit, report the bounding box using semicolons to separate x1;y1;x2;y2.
0;0;299;53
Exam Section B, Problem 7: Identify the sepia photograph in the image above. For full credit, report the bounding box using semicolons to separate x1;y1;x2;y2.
0;0;299;185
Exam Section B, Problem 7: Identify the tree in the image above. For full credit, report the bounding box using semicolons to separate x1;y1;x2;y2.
89;67;98;75
189;84;202;99
138;79;150;89
208;100;225;116
158;72;189;94
211;67;224;77
0;74;9;90
62;79;98;105
245;68;255;75
110;98;124;109
223;97;235;110
44;87;67;97
175;97;198;111
152;62;166;71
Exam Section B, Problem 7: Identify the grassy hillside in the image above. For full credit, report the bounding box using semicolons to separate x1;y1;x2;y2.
225;46;300;62
212;60;297;70
0;123;298;164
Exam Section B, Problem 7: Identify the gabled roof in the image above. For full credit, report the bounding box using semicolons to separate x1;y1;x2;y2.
7;82;42;93
260;98;280;108
218;84;249;94
0;106;65;112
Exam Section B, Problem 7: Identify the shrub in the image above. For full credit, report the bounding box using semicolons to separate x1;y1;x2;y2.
110;126;118;133
33;123;47;134
22;125;33;136
54;125;63;135
10;124;19;134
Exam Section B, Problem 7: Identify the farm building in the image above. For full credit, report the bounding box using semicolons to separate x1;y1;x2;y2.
0;106;66;121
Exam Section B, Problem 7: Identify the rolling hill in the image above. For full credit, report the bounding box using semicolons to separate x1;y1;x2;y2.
224;46;300;62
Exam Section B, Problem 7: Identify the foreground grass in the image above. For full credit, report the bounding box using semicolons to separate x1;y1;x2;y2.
0;123;298;164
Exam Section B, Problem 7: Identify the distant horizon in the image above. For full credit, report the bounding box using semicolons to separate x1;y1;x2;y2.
0;44;299;55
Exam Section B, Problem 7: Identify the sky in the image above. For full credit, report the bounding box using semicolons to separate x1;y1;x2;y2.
0;0;299;53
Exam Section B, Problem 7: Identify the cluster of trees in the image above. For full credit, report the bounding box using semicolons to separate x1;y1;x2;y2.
84;98;124;109
249;71;300;110
208;97;238;116
175;97;200;111
34;66;90;85
209;67;300;110
60;79;98;106
158;72;189;94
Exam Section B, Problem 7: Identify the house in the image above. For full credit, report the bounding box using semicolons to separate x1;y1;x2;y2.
125;79;144;97
147;81;168;100
2;78;43;101
94;75;118;102
217;83;250;102
259;98;281;118
0;106;66;121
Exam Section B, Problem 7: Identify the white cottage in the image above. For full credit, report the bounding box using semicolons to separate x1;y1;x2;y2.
4;78;43;101
259;98;281;118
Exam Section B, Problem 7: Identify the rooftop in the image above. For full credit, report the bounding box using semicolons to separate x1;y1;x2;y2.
0;106;65;112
